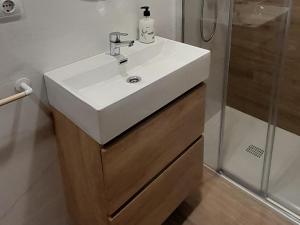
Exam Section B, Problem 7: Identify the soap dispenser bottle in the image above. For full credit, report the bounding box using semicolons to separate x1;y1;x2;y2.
139;6;155;44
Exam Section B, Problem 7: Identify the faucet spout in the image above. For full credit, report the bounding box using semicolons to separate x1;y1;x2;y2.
128;40;135;47
114;40;135;48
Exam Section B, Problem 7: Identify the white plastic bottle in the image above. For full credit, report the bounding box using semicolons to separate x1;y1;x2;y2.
139;6;155;44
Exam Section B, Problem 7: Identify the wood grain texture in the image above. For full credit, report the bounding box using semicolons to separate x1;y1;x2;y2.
52;109;108;225
228;3;285;122
276;0;300;135
52;84;206;225
102;84;206;214
163;167;293;225
228;0;300;136
110;137;204;225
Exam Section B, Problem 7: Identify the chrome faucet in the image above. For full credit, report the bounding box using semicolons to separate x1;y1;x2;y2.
109;32;134;63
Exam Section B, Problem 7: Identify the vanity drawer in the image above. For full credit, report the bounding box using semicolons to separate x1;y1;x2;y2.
109;137;203;225
101;83;206;214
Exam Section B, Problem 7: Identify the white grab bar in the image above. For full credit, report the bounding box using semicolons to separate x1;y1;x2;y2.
0;78;33;107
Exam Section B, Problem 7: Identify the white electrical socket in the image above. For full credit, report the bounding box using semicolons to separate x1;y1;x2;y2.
0;0;23;20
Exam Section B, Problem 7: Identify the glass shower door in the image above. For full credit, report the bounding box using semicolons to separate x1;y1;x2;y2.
183;0;300;218
267;0;300;218
220;0;290;192
220;0;300;219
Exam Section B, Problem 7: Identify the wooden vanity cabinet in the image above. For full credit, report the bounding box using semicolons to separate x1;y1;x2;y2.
52;83;206;225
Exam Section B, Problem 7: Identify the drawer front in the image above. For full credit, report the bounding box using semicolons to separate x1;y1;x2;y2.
110;137;204;225
101;84;205;214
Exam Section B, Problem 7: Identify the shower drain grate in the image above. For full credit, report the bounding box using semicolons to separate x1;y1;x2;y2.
245;145;265;158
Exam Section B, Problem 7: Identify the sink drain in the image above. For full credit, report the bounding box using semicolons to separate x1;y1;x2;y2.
127;76;142;84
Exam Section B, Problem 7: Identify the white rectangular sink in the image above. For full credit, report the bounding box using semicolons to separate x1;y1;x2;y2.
45;37;210;144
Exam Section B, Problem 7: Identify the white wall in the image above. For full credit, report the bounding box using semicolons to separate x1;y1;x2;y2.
0;0;177;224
183;0;231;169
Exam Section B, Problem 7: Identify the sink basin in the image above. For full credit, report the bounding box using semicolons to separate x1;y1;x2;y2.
45;37;210;144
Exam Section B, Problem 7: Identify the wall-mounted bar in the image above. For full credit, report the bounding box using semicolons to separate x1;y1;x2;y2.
0;78;33;107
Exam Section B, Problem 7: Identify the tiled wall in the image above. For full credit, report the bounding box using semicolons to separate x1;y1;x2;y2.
184;0;231;120
0;1;178;225
276;1;300;135
227;0;289;129
228;0;300;135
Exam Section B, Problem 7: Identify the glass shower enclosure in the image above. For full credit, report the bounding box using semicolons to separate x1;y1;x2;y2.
183;0;232;169
183;0;300;222
221;0;300;221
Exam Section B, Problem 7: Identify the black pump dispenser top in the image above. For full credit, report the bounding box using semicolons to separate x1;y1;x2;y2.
141;6;150;17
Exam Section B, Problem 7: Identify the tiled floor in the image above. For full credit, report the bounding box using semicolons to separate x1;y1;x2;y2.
163;167;293;225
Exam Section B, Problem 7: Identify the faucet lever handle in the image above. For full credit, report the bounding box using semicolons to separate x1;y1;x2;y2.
109;32;128;42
